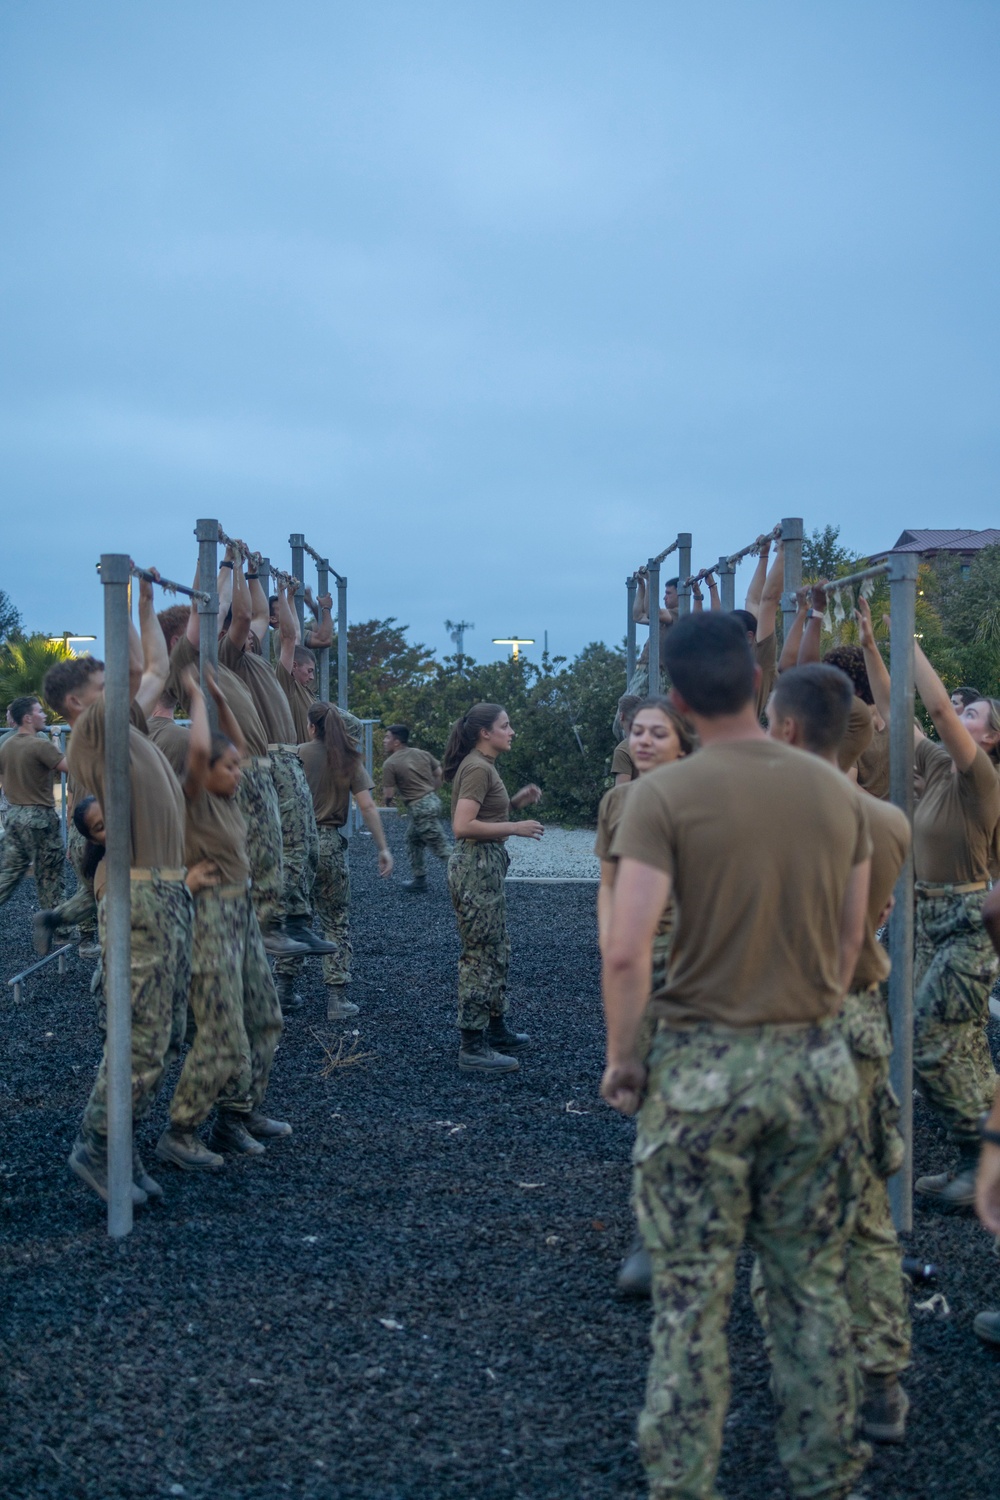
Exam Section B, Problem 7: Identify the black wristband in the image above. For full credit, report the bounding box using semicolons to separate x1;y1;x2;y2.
220;560;234;570
980;1127;1000;1148
246;573;259;581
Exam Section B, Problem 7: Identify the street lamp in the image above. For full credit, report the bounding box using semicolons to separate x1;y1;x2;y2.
49;633;97;654
492;636;535;662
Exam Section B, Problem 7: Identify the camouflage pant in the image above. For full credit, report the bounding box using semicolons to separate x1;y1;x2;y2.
82;876;193;1147
752;989;910;1381
270;749;319;921
404;792;451;879
66;821;98;937
447;838;510;1031
169;886;283;1128
0;805;65;912
913;889;998;1143
236;760;283;931
634;1022;867;1500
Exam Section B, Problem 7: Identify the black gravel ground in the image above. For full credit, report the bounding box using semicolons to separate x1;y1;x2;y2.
2;816;1000;1500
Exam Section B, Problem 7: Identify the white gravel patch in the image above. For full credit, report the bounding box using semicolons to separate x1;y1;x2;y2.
505;826;599;882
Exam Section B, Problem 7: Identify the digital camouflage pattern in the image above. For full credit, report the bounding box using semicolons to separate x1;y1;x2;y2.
169;887;282;1127
634;1022;867;1500
235;760;283;931
66;821;98;938
270;749;319;921
913;888;998;1143
308;825;353;988
82;877;192;1147
0;804;65;911
403;790;450;879
752;987;910;1382
447;838;510;1031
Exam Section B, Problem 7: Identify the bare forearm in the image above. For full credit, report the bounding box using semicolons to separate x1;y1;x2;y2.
602;954;652;1062
779;610;807;672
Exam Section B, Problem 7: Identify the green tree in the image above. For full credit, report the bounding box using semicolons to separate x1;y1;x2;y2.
802;525;863;582
0;588;23;645
0;634;73;717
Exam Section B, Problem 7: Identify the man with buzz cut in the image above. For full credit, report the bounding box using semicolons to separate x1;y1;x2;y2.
0;695;68;915
382;724;449;892
602;612;872;1500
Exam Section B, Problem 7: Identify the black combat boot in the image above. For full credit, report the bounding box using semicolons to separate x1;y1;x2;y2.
155;1126;225;1172
69;1138;148;1205
401;876;427;893
276;973;304;1012
260;921;311;958
245;1110;292;1140
915;1140;980;1209
285;916;339;955
486;1014;531;1052
210;1111;266;1156
859;1373;909;1443
458;1029;519;1073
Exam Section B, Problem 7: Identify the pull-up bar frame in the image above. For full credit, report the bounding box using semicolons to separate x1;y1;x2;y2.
289;534;348;711
640;533;692;696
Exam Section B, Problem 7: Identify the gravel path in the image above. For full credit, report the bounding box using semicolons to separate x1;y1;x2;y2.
505;827;599;881
2;819;999;1499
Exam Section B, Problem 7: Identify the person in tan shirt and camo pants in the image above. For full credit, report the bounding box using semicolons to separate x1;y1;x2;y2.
382;725;451;892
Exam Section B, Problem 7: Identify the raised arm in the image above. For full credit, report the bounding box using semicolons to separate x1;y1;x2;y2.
182;668;211;800
632;569;649;625
797;581;827;667
276;582;300;672
247;551;270;646
217;541;237;623
778;587;810;673
914;638;980;772
135;568;171;714
744;541;770;617
305;591;334;650
204;666;246;760
756;543;784;643
127;591;143;704
186;561;200;648
855;598;894;733
226;556;252;651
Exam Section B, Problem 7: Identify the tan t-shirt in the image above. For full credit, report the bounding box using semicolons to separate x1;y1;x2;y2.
451;750;510;824
754;633;777;721
275;661;315;743
67;702;186;871
184;787;250;886
383;746;441;805
218;635;296;745
912;738;1000;884
297;740;373;828
852;795;911;989
167;636;268;759
610;742;638;781
611;739;872;1026
0;733;63;807
838;697;875;773
857;718;890;800
129;701;150;735
147;717;191;778
595;782;671;937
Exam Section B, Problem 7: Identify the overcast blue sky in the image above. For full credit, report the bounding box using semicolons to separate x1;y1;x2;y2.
2;2;997;664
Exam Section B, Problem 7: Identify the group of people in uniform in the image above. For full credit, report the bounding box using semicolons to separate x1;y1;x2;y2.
4;526;1000;1498
597;533;1000;1500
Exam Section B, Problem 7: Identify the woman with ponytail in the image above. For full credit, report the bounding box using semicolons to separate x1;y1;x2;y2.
298;701;393;1020
443;703;542;1073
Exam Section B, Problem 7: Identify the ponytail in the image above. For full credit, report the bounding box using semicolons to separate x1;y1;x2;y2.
443;702;506;782
307;701;362;786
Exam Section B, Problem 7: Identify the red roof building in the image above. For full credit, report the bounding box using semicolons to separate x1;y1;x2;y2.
869;529;1000;572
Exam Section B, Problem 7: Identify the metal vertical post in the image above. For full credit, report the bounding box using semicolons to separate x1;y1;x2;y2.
259;556;272;664
337;576;348;711
887;552;918;1233
195;519;219;732
317;559;331;702
58;728;68;847
718;556;736;613
625;576;637;688
100;553;133;1240
676;533;692;618
646;558;661;696
780;516;804;642
289;534;306;637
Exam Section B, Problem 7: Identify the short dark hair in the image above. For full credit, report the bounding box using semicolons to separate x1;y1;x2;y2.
268;595;279;614
43;656;104;716
9;696;40;725
731;609;758;637
158;604;190;648
664;576;680;590
662;614;754;717
953;685;982;709
386;724;410;743
293;645;314;667
823;645;872;705
772;665;853;756
209;732;238;766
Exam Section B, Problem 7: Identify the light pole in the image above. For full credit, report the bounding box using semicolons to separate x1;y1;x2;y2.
492;636;535;662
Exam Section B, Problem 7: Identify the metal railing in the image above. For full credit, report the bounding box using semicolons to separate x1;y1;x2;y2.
8;942;76;1004
289;534;347;710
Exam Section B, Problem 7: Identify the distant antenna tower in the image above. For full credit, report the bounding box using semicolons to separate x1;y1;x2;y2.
445;619;474;655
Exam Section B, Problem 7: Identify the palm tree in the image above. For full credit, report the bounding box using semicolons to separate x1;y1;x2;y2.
0;634;74;717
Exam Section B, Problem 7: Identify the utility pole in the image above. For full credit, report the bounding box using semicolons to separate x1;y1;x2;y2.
445;619;474;657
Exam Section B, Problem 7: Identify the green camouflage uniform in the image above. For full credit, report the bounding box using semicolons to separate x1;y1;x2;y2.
447;838;510;1030
913;888;998;1143
404;790;451;879
169;886;283;1127
66;821;98;938
751;987;910;1381
634;1021;868;1500
0;805;65;912
235;759;284;931
81;876;193;1147
270;748;319;921
305;826;352;987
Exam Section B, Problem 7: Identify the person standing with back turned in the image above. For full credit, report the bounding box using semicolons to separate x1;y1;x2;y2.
443;703;543;1075
382;724;450;892
602;612;872;1500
